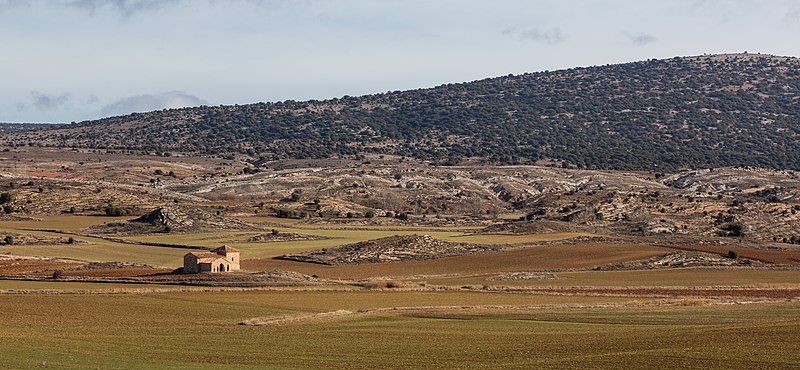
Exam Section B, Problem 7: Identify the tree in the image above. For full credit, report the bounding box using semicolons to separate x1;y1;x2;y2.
3;235;13;245
104;206;123;217
719;222;744;237
0;193;12;204
290;190;302;202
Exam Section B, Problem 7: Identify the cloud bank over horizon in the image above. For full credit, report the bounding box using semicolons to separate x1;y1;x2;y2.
99;91;208;118
1;0;798;123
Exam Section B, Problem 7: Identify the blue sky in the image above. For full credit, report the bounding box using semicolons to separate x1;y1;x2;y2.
1;0;798;123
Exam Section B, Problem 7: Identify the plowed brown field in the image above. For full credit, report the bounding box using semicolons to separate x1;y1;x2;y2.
243;243;671;279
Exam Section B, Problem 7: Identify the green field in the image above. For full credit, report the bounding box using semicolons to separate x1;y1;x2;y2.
1;290;798;369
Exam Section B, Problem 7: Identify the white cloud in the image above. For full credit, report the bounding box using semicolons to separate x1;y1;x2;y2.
623;32;657;46
21;91;71;111
100;91;207;117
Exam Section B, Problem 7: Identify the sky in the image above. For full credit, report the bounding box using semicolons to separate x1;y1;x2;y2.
1;0;798;123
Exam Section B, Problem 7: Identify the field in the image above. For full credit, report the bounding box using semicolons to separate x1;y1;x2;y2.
1;290;799;369
0;215;593;267
2;215;800;369
243;243;670;279
2;152;800;369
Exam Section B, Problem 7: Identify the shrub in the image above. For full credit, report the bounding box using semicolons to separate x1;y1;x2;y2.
719;223;744;237
727;250;739;259
67;237;75;244
104;206;123;216
3;235;13;245
52;270;63;280
385;280;402;288
0;192;12;204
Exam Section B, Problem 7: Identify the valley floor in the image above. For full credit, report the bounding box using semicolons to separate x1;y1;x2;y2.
1;175;799;368
1;290;799;369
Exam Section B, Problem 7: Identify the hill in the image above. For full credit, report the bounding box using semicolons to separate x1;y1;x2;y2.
5;53;800;170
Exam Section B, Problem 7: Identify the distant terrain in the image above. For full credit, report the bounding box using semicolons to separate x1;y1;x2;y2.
0;123;60;134
2;54;800;369
4;53;800;170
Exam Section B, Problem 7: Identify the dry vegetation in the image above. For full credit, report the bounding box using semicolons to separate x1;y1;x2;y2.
1;145;799;368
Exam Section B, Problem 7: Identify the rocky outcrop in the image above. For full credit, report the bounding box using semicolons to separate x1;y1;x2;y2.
277;235;504;265
86;205;256;235
594;251;759;270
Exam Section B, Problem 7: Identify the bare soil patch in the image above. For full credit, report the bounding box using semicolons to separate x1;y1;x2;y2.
0;256;84;275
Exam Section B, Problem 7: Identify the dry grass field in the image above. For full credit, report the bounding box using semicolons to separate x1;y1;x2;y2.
1;290;799;369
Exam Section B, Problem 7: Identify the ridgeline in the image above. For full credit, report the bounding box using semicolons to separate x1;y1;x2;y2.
5;53;800;171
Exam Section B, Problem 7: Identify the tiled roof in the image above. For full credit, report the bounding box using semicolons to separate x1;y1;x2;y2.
212;245;240;253
185;252;226;263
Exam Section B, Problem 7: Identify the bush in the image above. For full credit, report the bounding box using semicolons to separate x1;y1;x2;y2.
52;270;64;280
727;250;739;259
3;235;13;245
0;192;12;204
67;237;75;244
290;190;302;202
719;223;744;237
363;280;408;289
104;206;123;217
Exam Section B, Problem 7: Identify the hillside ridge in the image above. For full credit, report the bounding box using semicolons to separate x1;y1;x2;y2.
4;53;800;170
